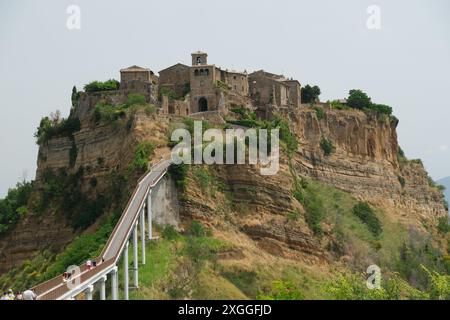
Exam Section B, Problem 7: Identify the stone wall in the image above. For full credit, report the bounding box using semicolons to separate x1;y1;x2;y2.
159;64;190;99
151;175;180;227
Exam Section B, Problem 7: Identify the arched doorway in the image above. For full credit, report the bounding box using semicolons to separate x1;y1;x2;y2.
198;97;208;112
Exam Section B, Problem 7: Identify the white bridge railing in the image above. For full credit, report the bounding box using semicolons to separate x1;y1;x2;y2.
32;159;171;300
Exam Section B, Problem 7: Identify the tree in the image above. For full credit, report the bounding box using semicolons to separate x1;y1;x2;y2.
71;86;78;107
347;89;372;110
301;85;321;103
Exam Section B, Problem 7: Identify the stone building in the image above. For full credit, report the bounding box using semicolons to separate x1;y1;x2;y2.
159;52;249;114
158;63;190;99
120;65;154;89
249;70;301;108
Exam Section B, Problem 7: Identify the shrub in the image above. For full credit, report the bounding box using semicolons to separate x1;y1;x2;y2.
303;189;325;235
130;141;156;173
35;115;81;145
352;202;382;237
320;137;334;156
91;102;126;125
160;86;178;100
330;100;347;110
258;280;304;300
162;225;179;240
369;103;392;116
437;216;449;234
301;85;321;103
84;79;119;93
125;93;146;106
314;107;325;120
168;163;189;190
347;89;372;110
0;181;33;235
187;220;212;237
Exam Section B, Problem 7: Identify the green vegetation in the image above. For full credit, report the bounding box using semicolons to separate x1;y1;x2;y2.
168;163;189;190
290;169;324;234
314;106;325;120
301;84;321;103
160;86;178;100
346;89;393;117
0;210;121;291
37;167;108;229
91;93;155;126
216;80;231;91
352;202;383;237
226;111;298;156
320;137;334;156
347;89;372;110
0;181;33;235
91;102;127;125
126;93;146;105
71;86;80;107
128;141;156;174
84;79;119;93
398;175;406;188
258;280;304;300
34;113;81;145
330;100;347;110
437;216;449;234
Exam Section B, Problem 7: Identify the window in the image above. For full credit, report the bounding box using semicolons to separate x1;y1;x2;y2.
194;69;199;76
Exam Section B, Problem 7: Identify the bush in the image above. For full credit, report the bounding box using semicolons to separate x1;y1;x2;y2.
314;107;325;120
347;89;372;110
320;137;334;156
187;220;212;237
126;93;146;106
162;225;179;240
160;86;178;100
35;115;81;145
0;181;33;235
129;141;156;173
369;103;392;116
91;102;126;125
437;216;449;234
301;85;321;103
168;163;189;190
84;79;119;93
352;202;382;237
330;100;347;110
258;280;304;300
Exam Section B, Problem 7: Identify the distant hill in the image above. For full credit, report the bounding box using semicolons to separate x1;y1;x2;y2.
437;176;450;210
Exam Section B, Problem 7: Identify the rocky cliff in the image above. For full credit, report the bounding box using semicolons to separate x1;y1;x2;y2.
0;100;447;280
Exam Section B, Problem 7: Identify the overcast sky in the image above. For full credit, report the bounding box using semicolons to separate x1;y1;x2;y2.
1;0;449;196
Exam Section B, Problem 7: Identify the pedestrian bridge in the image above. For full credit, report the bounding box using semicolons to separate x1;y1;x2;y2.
32;160;172;300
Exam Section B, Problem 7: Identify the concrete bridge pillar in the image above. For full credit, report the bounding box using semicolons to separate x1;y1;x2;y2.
140;205;146;265
84;285;94;300
99;275;107;300
147;190;152;240
111;266;118;300
123;241;129;300
133;223;139;288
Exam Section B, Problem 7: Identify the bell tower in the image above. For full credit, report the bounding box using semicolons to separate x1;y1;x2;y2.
191;51;208;66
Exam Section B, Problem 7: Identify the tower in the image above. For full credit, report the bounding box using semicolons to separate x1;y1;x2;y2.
191;51;208;66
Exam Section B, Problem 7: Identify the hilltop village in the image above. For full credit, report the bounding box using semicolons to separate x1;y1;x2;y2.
74;51;304;121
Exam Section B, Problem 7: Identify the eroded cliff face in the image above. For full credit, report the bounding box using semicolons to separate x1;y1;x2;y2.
0;111;170;274
290;107;445;223
1;103;446;276
178;106;447;268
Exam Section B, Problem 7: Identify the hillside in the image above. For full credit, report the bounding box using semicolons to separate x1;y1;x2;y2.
0;82;449;299
437;177;450;210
